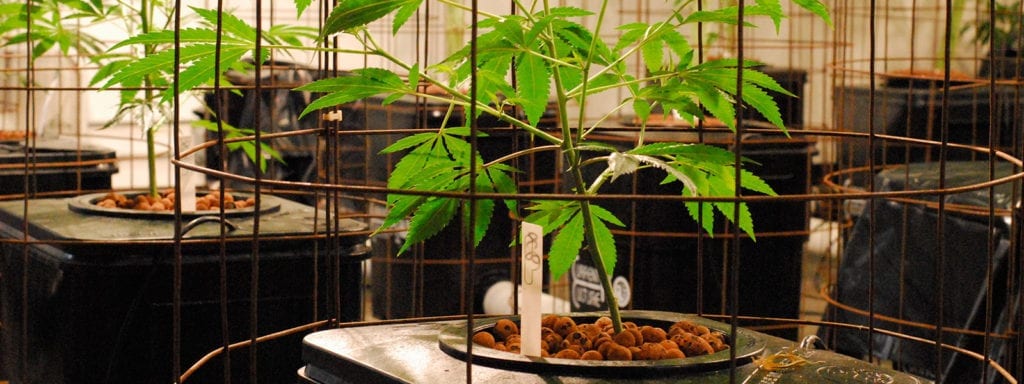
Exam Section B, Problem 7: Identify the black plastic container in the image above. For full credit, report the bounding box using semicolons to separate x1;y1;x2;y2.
823;162;1017;383
836;84;1020;173
0;138;118;196
0;195;369;384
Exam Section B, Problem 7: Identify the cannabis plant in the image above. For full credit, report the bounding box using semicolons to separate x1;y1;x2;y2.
90;2;316;198
1;1;308;199
295;0;830;333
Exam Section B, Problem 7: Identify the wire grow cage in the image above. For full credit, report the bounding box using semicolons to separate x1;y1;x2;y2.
0;0;1021;384
820;1;1024;383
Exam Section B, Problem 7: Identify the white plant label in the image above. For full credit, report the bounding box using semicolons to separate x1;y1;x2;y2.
520;221;543;357
179;131;196;212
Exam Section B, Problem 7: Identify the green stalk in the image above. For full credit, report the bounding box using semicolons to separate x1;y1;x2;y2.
541;0;623;335
141;0;158;198
146;127;157;197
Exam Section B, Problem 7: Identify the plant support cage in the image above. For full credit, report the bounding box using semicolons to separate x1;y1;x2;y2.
0;0;1021;383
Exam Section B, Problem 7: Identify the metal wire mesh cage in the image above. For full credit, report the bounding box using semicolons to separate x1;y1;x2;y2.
0;1;1021;383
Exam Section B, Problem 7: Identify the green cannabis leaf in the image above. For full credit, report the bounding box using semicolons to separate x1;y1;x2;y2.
93;6;316;104
192;119;285;173
0;0;117;60
524;200;623;281
322;0;423;37
373;129;519;255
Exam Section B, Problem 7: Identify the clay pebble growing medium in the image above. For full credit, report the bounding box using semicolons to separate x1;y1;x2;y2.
95;190;256;211
472;315;729;361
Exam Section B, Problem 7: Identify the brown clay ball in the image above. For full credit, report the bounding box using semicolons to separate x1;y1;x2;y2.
493;319;519;341
472;332;496;348
472;316;723;362
552;316;577;337
553;349;581;359
541;314;560;329
664;348;686;359
604;344;632;361
640;325;667;342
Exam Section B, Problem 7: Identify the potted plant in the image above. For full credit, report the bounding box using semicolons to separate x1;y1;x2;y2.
0;3;361;384
293;0;830;354
0;0;298;205
86;0;319;206
963;0;1022;79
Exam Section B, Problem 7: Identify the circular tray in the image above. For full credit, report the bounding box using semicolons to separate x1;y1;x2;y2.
437;311;765;378
67;191;280;220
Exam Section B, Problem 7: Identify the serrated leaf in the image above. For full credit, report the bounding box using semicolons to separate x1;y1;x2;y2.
556;59;584;100
163;46;248;103
640;34;665;73
266;24;320;45
548;212;584;281
485;167;519;213
693;82;736;131
392;0;423;34
660;28;691;61
633;98;652;122
323;0;422;37
109;29;222;51
672;143;744;166
494;17;527;46
99;48;177;89
466;198;495;247
741;68;793;96
407;63;420;93
524;200;580;236
543;6;593;18
381;92;405;105
791;0;833;28
739;82;787;134
754;0;785;32
628;142;691;157
683;7;755;27
387;142;452;191
398;197;459;255
583;73;620;96
740;169;777;196
379;131;437;154
515;52;550;126
294;0;314;16
712;200;756;240
298;68;408;117
552;19;613;66
589;209;618;277
685;201;716;236
589;203;624;227
378;161;459;231
615;22;648;52
191;7;256;42
477;68;516;107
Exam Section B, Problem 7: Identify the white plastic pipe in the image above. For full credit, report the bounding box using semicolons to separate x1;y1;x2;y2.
482;280;571;315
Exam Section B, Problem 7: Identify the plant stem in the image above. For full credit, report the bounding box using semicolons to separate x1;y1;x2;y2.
542;0;623;334
141;0;158;197
147;127;158;197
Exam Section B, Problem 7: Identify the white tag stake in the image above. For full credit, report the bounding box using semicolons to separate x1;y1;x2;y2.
179;130;196;213
520;222;543;357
